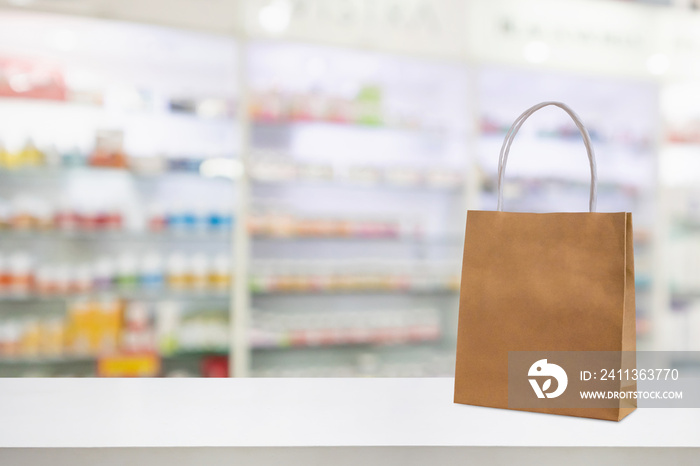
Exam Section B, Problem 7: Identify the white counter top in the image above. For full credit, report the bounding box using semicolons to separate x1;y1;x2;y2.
1;378;698;449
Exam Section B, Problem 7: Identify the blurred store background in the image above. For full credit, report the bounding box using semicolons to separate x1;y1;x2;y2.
0;0;697;377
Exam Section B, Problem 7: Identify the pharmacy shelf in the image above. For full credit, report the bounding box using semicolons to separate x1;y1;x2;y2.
0;167;234;182
481;175;645;195
251;337;441;351
251;120;449;136
252;179;464;191
241;42;472;377
0;291;231;303
0;231;463;243
0;0;673;383
251;288;458;296
669;290;700;300
0;349;230;366
251;235;463;244
0;167;467;190
0;336;443;365
0;16;476;379
0;230;462;243
0;231;232;242
0;94;233;116
480;130;650;150
479;139;653;190
663;139;700;147
0;355;96;365
0;287;458;303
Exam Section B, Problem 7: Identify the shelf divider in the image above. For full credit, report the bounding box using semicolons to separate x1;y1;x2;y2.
232;34;252;378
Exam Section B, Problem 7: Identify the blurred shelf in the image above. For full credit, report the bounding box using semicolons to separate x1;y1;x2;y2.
0;230;232;242
252;288;458;296
0;167;232;181
0;231;465;244
248;159;464;191
0;291;231;303
251;177;464;191
0;355;95;365
251;330;441;350
0;286;458;303
0;349;229;365
252;120;447;136
481;175;644;195
670;290;700;300
480;132;651;153
663;139;700;147
0;337;445;365
166;348;228;357
0;95;234;120
251;234;463;244
251;338;440;351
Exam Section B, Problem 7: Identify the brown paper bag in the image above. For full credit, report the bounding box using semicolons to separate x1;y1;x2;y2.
454;102;636;421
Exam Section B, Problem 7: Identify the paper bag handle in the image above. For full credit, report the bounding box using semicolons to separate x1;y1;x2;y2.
497;101;598;212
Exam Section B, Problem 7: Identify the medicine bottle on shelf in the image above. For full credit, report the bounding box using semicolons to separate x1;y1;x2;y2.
140;253;164;290
209;253;231;291
8;253;33;295
190;253;209;291
166;253;189;290
147;202;167;233
116;254;139;290
156;301;180;355
93;257;115;291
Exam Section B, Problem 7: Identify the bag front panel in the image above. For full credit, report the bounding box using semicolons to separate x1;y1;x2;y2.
454;210;629;420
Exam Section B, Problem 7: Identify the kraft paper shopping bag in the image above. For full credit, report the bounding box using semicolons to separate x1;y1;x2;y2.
454;102;636;421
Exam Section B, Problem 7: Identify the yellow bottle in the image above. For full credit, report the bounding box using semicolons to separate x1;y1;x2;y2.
166;253;189;290
4;147;22;170
208;254;231;291
19;140;45;168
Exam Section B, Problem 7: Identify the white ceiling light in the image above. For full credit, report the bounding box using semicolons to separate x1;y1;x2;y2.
258;0;292;35
646;53;670;76
523;41;550;64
